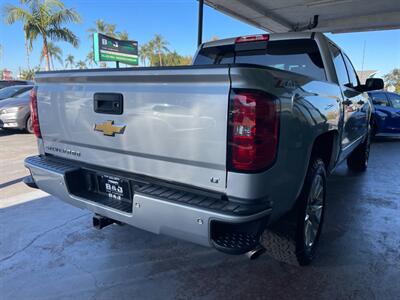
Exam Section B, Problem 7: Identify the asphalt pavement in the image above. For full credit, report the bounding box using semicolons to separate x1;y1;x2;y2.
0;131;399;300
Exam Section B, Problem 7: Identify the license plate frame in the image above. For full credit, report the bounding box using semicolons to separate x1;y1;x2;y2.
96;173;132;203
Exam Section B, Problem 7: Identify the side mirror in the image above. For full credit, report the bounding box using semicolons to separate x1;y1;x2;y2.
363;78;384;92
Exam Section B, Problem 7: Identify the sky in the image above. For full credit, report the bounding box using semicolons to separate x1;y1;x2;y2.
1;0;399;78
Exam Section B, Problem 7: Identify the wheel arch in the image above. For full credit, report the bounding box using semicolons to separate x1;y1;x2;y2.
310;130;339;175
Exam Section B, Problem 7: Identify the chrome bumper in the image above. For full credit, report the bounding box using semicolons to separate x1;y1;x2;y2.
25;155;271;248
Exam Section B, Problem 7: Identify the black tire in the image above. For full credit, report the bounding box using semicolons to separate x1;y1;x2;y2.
346;127;371;172
26;115;33;134
261;158;327;266
371;119;378;137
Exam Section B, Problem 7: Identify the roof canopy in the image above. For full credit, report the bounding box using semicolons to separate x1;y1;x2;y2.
205;0;400;33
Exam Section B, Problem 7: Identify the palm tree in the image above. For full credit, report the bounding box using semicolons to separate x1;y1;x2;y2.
107;23;116;37
76;60;87;69
24;34;31;70
147;40;156;66
65;54;75;69
139;43;152;67
88;19;116;38
4;0;80;71
19;68;35;80
164;51;181;66
86;51;95;68
40;42;63;70
152;34;169;66
118;30;129;41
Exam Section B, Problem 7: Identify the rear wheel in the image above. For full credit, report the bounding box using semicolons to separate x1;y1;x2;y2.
261;158;326;266
26;115;33;134
371;119;378;137
347;127;371;172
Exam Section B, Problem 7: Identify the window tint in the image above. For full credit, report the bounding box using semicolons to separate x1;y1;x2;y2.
369;92;390;106
15;88;32;98
0;81;28;89
0;86;28;99
194;39;326;81
235;40;326;81
194;45;234;65
343;54;359;87
329;43;349;86
388;93;400;109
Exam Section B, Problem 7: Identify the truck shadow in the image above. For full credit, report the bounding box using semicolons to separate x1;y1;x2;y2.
0;129;29;136
0;177;24;189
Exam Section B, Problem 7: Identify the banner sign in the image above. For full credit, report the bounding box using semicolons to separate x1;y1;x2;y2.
93;33;138;65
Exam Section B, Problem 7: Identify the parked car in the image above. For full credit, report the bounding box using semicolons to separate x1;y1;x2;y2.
0;85;33;100
0;80;33;90
0;87;34;133
24;32;383;265
368;91;400;136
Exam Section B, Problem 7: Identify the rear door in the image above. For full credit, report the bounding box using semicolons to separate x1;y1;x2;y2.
329;43;365;149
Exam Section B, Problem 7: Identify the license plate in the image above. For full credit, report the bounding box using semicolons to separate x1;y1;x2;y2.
97;174;131;201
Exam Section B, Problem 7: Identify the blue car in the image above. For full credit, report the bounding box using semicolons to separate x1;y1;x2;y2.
368;91;400;137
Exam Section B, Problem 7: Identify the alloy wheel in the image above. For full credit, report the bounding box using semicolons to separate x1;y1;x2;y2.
304;174;324;249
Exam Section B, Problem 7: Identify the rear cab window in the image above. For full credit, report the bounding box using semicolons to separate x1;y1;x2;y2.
194;39;326;81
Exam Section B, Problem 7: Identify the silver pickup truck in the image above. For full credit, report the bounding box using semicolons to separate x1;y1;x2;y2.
25;32;383;265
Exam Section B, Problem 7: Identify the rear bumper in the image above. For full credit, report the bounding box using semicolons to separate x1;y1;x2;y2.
0;113;25;129
25;155;271;251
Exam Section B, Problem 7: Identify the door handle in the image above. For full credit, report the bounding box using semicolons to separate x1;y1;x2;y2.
357;100;365;105
94;93;123;115
343;99;352;106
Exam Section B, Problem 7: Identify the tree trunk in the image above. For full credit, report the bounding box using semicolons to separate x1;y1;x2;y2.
158;51;162;67
42;37;51;71
25;38;30;70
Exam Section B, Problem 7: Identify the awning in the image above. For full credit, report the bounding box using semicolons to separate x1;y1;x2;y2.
204;0;400;33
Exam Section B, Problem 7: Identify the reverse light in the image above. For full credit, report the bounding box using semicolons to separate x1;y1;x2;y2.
29;87;41;138
228;90;279;172
235;34;269;43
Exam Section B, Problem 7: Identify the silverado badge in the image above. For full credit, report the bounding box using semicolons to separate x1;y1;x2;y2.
94;120;126;136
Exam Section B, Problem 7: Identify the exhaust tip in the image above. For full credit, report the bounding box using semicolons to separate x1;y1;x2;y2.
245;244;266;260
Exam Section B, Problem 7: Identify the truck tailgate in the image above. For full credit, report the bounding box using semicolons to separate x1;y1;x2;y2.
35;67;231;192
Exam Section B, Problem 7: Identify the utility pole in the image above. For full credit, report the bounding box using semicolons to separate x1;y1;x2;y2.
361;40;366;72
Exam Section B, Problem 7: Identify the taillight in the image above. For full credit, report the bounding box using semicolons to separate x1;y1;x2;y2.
228;90;279;172
29;87;41;138
235;34;269;43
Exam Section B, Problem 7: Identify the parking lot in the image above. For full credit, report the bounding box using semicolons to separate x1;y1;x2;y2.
0;130;399;300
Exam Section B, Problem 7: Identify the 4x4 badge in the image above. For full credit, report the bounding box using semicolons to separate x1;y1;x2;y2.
94;120;126;136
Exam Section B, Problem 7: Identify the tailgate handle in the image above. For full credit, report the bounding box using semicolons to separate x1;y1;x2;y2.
94;93;123;115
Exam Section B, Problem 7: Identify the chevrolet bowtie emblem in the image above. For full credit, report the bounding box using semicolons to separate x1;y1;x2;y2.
94;120;126;136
